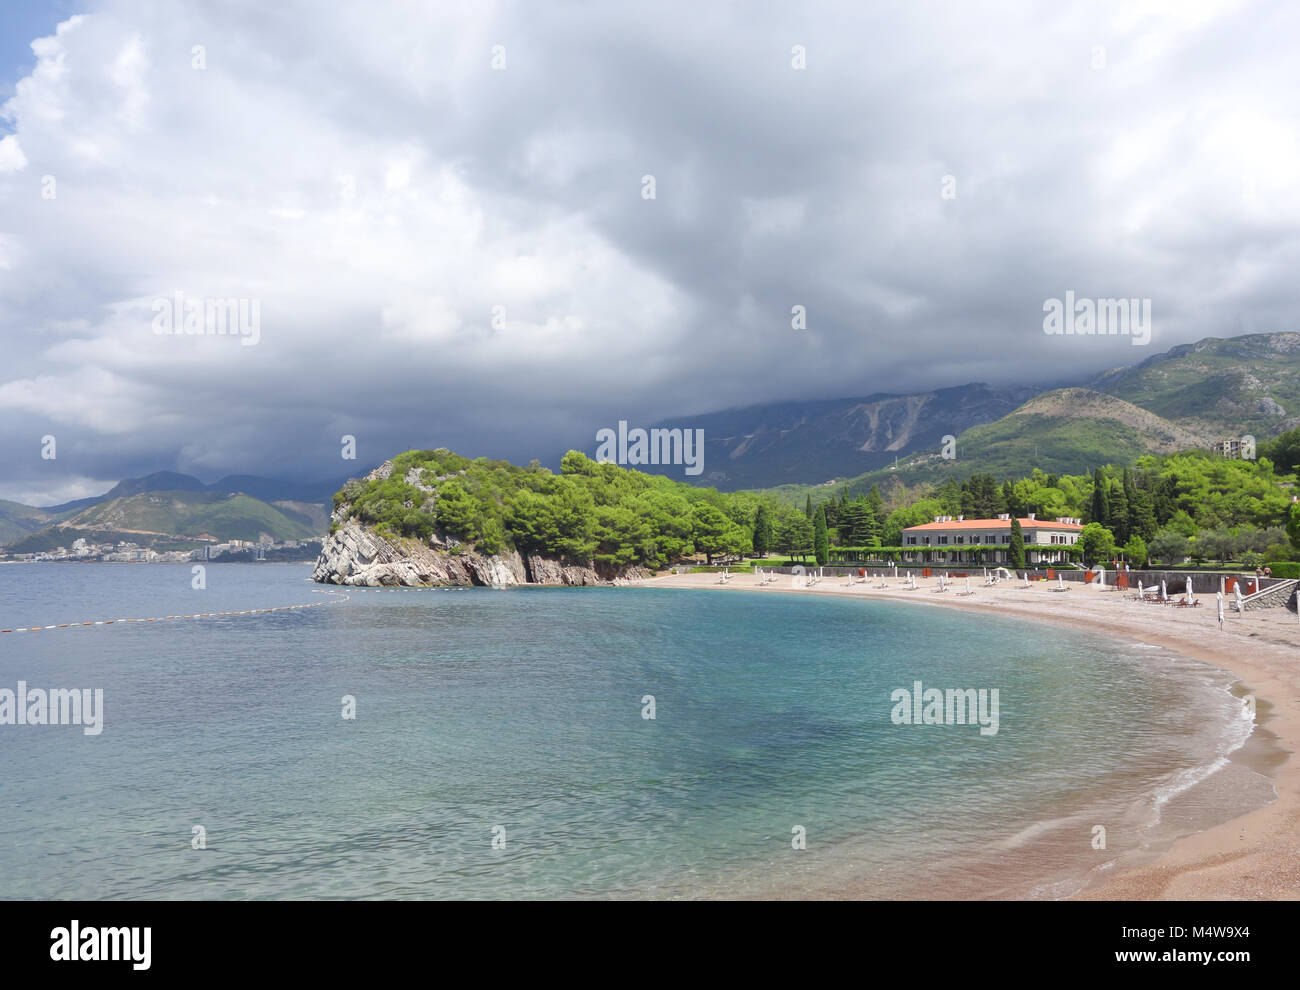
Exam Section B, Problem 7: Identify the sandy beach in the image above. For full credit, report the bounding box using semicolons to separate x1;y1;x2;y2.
642;568;1300;900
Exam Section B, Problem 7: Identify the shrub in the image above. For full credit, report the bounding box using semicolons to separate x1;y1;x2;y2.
1265;561;1300;579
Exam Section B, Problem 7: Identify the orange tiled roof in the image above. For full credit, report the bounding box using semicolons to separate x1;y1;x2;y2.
902;517;1082;532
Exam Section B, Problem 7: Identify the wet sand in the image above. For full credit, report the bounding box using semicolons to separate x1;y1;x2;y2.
640;569;1300;900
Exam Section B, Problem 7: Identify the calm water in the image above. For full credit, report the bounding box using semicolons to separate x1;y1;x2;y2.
0;564;1273;899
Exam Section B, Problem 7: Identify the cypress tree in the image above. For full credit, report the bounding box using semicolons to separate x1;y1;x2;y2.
1109;479;1130;545
752;505;773;556
814;508;829;566
1009;516;1026;570
1089;469;1111;526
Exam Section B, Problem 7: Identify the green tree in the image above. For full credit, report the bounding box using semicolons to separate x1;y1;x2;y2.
433;481;479;541
1078;522;1116;566
1109;478;1130;545
841;496;879;546
813;508;829;566
866;485;885;524
1166;509;1197;538
1287;500;1300;552
777;512;814;561
1260;426;1300;475
1088;469;1111;527
805;494;813;520
1148;528;1189;566
1008;516;1026;570
1129;487;1158;541
1199;528;1236;566
691;503;733;565
752;504;774;557
881;498;944;547
1122;534;1148;568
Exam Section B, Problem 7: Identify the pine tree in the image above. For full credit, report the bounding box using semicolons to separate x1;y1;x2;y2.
936;478;962;514
842;496;879;546
805;494;813;520
1130;487;1158;541
867;485;884;522
1001;480;1021;517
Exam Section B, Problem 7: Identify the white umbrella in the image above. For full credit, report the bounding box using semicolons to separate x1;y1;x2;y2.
1217;590;1224;628
1185;576;1193;604
1235;582;1244;613
965;578;971;594
1160;580;1167;602
1058;574;1064;590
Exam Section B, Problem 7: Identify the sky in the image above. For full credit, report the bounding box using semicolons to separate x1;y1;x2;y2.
1;0;1297;505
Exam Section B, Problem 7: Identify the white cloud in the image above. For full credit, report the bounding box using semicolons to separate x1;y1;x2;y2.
0;0;1297;500
0;134;26;171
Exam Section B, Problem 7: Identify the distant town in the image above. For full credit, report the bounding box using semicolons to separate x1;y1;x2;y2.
0;537;322;564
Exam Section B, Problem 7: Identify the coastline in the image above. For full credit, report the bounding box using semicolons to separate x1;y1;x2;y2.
640;569;1300;900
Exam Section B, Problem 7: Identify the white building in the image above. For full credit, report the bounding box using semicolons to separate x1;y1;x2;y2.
899;513;1083;565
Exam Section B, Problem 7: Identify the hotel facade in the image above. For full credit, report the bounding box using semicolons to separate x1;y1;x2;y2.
897;514;1084;566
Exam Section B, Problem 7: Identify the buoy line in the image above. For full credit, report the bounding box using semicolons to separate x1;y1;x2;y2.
0;588;351;634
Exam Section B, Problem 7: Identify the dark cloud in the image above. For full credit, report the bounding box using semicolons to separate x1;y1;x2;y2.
0;0;1296;503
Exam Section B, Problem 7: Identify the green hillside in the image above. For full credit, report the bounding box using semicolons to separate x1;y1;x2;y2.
759;388;1209;507
1090;332;1300;439
334;447;763;567
6;490;317;552
0;499;57;545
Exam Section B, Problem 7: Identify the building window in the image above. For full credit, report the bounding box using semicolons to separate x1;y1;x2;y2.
938;536;947;545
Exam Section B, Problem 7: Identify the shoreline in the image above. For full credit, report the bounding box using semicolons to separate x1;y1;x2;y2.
640;569;1300;900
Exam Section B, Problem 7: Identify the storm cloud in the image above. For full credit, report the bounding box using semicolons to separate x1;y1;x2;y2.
1;0;1297;503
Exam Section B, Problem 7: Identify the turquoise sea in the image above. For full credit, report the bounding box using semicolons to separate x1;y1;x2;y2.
0;564;1274;899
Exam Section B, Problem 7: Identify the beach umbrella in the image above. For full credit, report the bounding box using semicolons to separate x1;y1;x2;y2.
1185;576;1193;604
1138;580;1144;599
1217;591;1224;628
1160;580;1167;602
1058;574;1064;590
965;578;971;594
1235;583;1244;613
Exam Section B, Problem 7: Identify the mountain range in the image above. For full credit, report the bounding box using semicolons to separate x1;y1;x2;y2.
637;331;1300;492
0;470;358;549
4;331;1298;548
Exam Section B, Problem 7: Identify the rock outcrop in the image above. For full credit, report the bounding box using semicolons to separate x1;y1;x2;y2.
312;521;649;587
